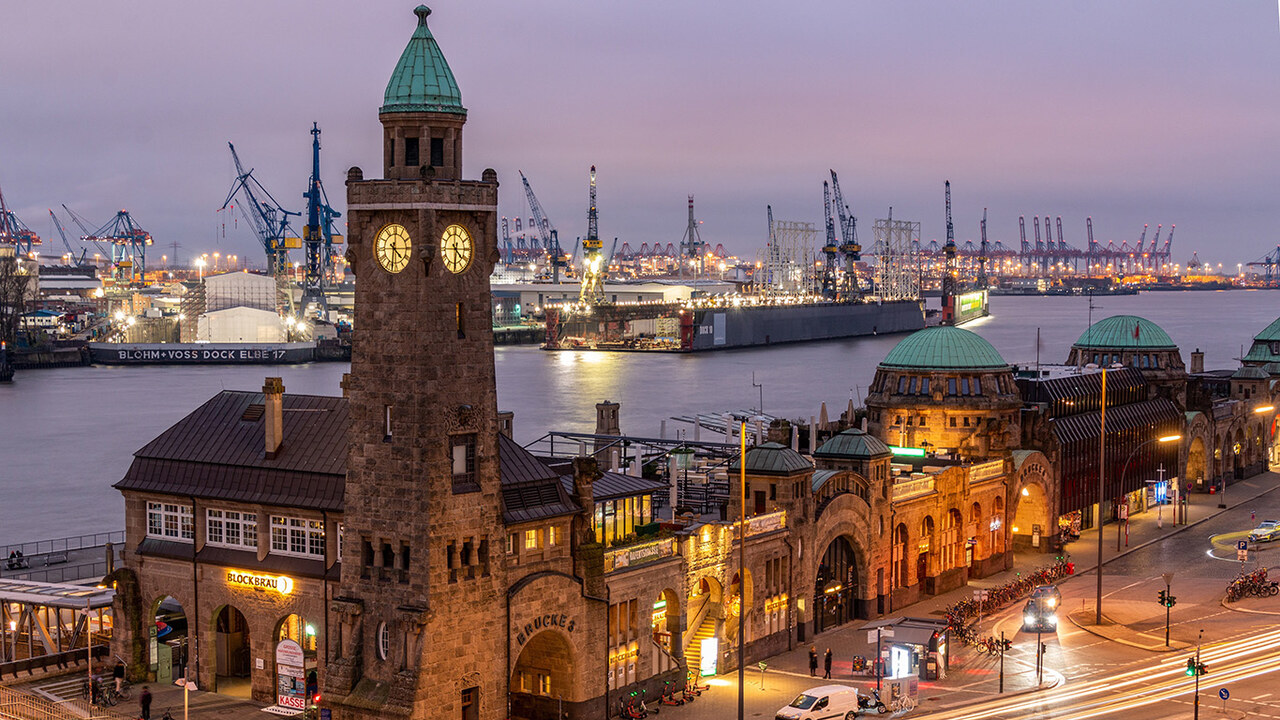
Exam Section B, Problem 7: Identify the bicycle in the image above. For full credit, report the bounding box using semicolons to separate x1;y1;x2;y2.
890;695;917;713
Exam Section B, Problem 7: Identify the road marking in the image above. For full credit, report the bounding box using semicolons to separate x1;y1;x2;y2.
1255;692;1273;700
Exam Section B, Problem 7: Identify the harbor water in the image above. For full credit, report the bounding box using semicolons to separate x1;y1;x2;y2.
1;290;1276;544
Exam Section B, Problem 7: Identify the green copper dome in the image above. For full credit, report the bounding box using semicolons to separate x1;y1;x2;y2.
815;428;892;460
880;326;1008;370
729;442;813;476
1073;315;1176;350
381;6;466;115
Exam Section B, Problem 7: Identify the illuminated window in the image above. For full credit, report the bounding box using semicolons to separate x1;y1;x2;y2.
451;434;478;493
270;516;325;559
548;525;560;546
524;529;541;550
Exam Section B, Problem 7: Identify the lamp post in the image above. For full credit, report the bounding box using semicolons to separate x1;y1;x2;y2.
1116;433;1182;551
738;421;746;720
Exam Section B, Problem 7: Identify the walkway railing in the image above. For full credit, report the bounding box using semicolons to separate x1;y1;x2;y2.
0;532;124;559
4;561;113;585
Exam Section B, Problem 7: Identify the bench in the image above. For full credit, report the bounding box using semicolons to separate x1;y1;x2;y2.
44;553;68;566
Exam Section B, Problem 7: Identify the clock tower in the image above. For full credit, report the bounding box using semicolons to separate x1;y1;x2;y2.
326;7;505;720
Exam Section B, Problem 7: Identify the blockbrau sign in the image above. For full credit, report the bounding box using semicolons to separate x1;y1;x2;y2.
227;570;294;596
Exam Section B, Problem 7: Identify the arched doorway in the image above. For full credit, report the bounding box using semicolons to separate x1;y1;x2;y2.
151;596;188;684
991;496;1005;554
651;589;681;673
1186;436;1207;487
213;605;251;697
969;502;984;561
892;524;909;589
511;630;575;720
1013;482;1050;550
275;614;319;706
814;536;858;633
1233;428;1246;481
917;516;934;593
684;577;722;676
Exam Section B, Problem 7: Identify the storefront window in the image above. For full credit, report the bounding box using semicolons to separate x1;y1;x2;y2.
642;495;652;525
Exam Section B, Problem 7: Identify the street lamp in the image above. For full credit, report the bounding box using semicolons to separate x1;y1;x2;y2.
1116;434;1182;550
195;257;206;280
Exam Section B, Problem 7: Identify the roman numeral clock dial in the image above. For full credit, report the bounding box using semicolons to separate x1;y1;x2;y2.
375;223;412;273
441;224;473;274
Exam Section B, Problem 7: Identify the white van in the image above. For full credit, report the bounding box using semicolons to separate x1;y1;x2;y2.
775;685;864;720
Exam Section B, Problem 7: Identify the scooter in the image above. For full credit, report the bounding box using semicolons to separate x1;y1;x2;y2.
659;682;685;706
856;690;886;714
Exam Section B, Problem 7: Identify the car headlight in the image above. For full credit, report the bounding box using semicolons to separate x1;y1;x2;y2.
1046;598;1057;608
1046;613;1058;626
1024;614;1036;625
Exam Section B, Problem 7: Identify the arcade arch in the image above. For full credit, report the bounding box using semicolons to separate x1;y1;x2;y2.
510;630;575;720
814;536;858;633
150;595;189;683
651;588;681;673
725;570;753;644
1012;482;1050;549
213;605;251;697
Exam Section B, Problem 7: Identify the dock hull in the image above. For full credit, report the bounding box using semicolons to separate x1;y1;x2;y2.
89;342;316;365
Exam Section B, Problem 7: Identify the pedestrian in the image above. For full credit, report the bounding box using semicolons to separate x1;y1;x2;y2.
1253;509;1257;522
808;646;817;676
823;648;833;679
113;659;125;693
139;686;152;720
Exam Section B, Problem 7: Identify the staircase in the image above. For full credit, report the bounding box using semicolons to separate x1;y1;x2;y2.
682;616;718;677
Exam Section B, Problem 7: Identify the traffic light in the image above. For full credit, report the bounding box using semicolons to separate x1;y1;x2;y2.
1198;662;1207;676
1185;658;1196;676
1158;590;1167;605
1166;594;1176;608
1040;643;1048;655
1001;638;1013;652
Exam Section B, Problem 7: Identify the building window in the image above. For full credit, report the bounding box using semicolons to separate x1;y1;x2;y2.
548;525;561;547
147;502;193;542
919;416;927;427
973;377;983;395
507;533;517;554
907;376;917;394
377;622;389;661
948;378;957;395
430;137;445;167
451;434;479;493
897;376;907;394
206;509;257;550
270;516;325;559
963;417;970;427
404;137;419;167
524;528;542;550
949;416;956;428
919;377;930;395
461;687;479;720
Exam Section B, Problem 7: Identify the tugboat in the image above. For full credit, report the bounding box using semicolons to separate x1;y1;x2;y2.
0;341;13;382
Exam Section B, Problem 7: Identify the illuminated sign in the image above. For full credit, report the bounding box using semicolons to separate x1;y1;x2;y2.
226;570;294;596
699;637;719;677
957;291;986;315
889;445;927;457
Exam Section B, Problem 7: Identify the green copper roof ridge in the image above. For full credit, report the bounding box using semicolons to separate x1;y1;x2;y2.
1072;314;1176;350
880;325;1009;370
381;5;466;115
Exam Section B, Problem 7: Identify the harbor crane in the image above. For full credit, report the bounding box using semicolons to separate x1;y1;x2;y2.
62;206;151;284
578;167;607;304
1247;245;1280;287
520;171;566;281
829;170;861;298
941;181;958;324
220;141;301;279
299;123;344;319
48;209;90;266
0;180;41;255
821;181;839;298
978;208;989;287
679;195;706;280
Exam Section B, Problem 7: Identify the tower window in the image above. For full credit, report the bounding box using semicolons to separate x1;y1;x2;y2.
452;434;478;493
404;137;420;167
384;405;392;440
388;138;395;167
461;687;479;720
430;137;444;167
376;622;389;661
457;302;466;339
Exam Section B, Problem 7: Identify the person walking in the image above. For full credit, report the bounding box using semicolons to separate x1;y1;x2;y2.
113;660;125;693
808;646;818;676
139;686;152;720
823;648;833;679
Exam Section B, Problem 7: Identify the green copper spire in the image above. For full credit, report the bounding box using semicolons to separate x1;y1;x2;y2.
381;5;466;115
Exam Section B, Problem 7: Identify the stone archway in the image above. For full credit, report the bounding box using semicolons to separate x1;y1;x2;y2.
212;605;251;697
814;536;858;634
150;595;189;684
510;630;575;720
651;588;681;673
1186;436;1207;487
275;614;319;705
1012;483;1050;551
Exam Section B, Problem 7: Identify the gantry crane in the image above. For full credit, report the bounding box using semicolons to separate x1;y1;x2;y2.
1248;245;1280;287
941;181;958;324
579;166;606;304
679;195;706;280
48;209;90;266
821;181;839;298
221;142;301;277
978;208;989;287
64;208;151;284
0;180;40;255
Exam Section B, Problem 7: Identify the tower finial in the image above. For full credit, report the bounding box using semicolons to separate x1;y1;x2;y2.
415;5;431;25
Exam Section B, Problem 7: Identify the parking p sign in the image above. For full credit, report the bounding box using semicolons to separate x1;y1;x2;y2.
1237;540;1248;551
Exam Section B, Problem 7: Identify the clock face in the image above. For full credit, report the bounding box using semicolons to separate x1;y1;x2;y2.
441;224;474;274
375;224;412;273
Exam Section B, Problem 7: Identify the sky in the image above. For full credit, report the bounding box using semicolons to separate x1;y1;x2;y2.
2;1;1279;270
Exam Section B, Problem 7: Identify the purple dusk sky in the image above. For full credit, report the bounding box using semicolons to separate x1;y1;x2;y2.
2;1;1278;269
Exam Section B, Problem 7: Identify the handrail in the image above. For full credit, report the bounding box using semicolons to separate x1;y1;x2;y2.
0;532;125;560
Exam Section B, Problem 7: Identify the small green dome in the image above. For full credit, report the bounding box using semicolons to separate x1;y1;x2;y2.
1073;315;1176;350
729;442;813;476
815;428;892;459
880;326;1008;370
381;6;466;115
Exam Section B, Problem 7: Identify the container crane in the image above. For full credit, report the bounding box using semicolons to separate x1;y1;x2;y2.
67;209;151;284
1247;245;1280;287
299;123;343;319
1019;216;1029;271
579;166;606;304
48;209;89;266
0;181;41;255
830;170;861;298
1159;225;1174;274
1086;217;1097;274
679;195;706;280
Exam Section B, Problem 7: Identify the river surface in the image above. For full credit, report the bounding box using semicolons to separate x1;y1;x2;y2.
2;290;1276;544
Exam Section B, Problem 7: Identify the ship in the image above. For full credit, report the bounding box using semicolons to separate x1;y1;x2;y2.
543;295;926;352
